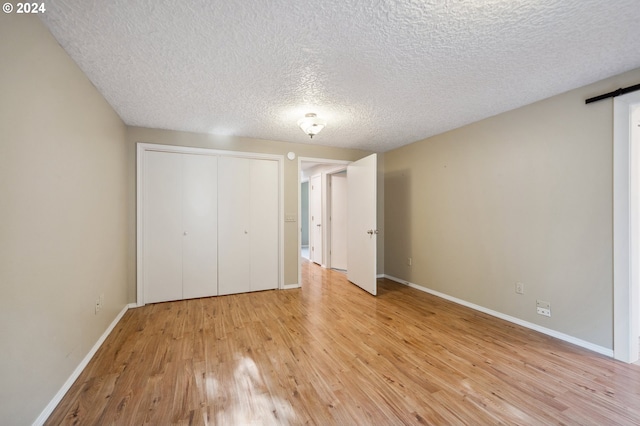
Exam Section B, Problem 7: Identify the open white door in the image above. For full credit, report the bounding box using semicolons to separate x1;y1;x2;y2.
310;174;323;265
347;153;377;295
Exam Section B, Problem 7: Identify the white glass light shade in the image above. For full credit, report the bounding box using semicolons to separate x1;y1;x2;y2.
297;113;326;138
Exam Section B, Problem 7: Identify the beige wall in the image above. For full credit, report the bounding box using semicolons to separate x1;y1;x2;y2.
385;68;640;349
0;14;128;425
126;127;378;301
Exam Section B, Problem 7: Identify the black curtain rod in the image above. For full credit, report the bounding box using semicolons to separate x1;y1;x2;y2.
585;83;640;104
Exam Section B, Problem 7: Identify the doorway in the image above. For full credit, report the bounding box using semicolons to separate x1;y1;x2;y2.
309;174;323;264
300;180;309;260
297;154;379;296
298;158;350;283
330;171;348;271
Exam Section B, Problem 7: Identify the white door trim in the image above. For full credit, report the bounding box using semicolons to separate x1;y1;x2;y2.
613;92;640;363
136;143;284;306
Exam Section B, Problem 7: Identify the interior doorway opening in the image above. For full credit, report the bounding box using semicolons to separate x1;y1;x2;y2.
298;158;350;285
298;154;379;296
329;171;348;271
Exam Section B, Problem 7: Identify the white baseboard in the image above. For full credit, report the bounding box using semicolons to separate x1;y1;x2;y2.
283;283;301;290
383;275;613;358
376;274;385;279
33;303;136;426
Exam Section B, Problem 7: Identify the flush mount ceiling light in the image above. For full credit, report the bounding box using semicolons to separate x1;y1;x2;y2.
297;113;326;139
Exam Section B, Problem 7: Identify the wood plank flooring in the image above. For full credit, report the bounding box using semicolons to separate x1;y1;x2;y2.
46;260;640;425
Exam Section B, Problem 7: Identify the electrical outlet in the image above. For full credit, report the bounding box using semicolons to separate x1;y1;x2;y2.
407;257;412;266
536;300;551;317
95;294;104;314
515;282;524;295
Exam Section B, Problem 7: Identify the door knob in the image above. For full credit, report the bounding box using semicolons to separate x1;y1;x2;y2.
317;224;322;227
367;229;379;235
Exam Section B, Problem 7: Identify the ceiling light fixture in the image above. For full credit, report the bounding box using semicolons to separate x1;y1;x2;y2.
297;113;326;139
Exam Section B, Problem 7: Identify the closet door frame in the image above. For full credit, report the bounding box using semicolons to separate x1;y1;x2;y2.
136;143;284;306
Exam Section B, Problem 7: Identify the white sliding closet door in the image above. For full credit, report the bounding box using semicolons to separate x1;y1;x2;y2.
144;151;184;304
251;159;279;291
218;156;279;295
218;157;252;295
138;143;281;304
182;154;218;299
143;151;218;303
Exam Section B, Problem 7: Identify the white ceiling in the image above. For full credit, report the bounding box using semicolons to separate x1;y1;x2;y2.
40;0;640;152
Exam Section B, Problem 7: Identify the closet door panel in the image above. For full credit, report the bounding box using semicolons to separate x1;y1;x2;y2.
218;156;251;295
250;159;279;291
182;154;218;299
144;151;183;303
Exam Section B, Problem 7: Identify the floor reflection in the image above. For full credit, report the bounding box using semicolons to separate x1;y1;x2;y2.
215;356;296;425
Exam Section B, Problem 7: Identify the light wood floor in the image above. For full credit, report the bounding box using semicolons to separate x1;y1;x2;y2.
47;260;640;425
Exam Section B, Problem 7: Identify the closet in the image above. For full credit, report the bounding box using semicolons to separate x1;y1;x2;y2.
137;144;281;305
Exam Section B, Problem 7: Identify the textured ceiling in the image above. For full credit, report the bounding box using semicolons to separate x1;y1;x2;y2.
40;0;640;152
